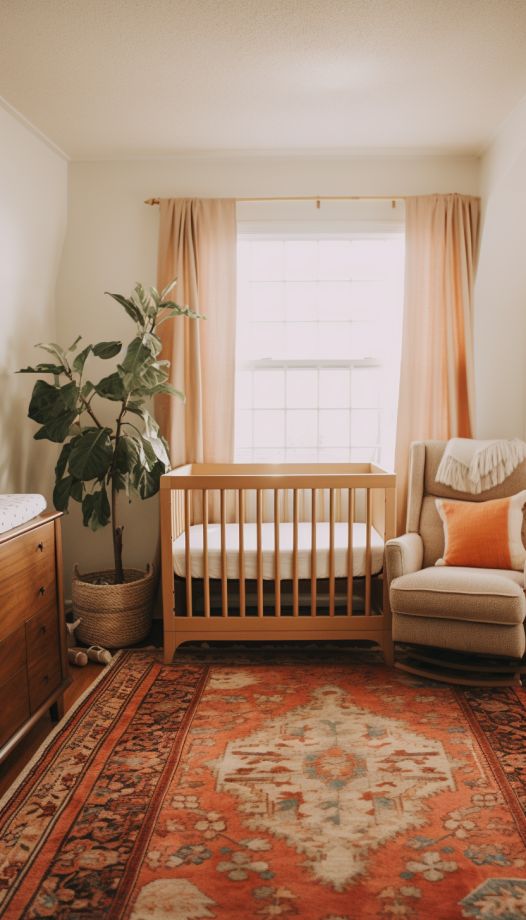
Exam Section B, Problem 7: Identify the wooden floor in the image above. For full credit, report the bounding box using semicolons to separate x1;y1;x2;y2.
0;662;102;799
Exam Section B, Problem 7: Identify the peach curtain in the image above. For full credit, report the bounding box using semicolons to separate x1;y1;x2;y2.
156;198;237;467
394;193;481;533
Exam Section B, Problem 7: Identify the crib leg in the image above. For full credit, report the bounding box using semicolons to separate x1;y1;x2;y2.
164;630;177;665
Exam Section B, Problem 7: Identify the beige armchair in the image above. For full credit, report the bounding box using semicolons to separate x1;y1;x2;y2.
385;441;526;685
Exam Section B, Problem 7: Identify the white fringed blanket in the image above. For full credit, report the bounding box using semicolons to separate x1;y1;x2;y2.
435;438;526;494
0;494;47;534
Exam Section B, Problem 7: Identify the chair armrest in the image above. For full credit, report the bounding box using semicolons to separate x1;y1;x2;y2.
385;533;424;585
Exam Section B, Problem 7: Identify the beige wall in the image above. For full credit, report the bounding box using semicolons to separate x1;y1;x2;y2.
55;153;479;597
474;99;526;440
0;103;67;500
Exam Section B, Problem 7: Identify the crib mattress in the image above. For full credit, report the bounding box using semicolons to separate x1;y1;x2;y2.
173;522;384;580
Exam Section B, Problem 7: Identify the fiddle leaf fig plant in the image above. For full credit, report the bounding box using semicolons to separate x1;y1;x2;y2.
19;281;198;584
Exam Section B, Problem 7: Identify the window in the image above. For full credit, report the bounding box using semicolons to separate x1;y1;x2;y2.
234;200;405;468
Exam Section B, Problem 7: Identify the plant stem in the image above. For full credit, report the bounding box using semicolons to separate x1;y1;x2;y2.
110;402;127;583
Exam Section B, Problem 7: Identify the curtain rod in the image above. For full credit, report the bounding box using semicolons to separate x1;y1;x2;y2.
145;195;403;208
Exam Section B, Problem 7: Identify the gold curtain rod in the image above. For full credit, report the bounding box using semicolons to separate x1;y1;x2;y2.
145;195;403;208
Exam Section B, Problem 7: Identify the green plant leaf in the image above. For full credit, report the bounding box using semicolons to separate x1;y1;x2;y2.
28;380;79;442
53;475;74;511
73;345;93;374
92;340;122;359
81;381;95;399
36;341;68;364
55;442;73;480
68;428;113;481
28;380;79;424
105;292;145;327
18;363;66;375
147;382;185;399
82;487;111;530
114;434;141;473
67;335;82;352
71;479;83;502
94;372;126;401
120;337;152;379
133;459;164;499
160;279;178;300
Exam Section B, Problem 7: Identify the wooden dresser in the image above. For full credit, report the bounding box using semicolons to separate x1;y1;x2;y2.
0;511;69;764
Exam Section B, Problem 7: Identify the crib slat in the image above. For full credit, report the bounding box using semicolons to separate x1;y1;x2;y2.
220;490;228;617
329;488;335;616
311;489;317;616
293;489;299;617
184;490;192;617
274;489;281;617
239;490;246;617
202;489;210;618
365;488;372;616
347;488;354;617
257;489;264;617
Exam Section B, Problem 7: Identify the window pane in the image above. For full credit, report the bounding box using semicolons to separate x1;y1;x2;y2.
319;410;350;448
318;281;353;321
250;323;286;359
253;410;285;448
236;410;252;449
286;368;318;408
319;368;350;408
319;447;351;460
250;241;284;280
285;241;318;280
235;226;404;467
350;446;378;462
253;369;285;408
349;322;375;358
318;240;351;280
286;447;318;460
251;282;285;322
286;322;319;358
351;409;379;446
253;448;283;461
236;370;252;410
286;410;317;448
349;240;385;280
319;323;352;359
351;367;381;408
285;281;318;321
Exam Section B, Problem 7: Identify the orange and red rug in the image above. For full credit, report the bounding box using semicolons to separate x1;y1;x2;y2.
1;647;526;919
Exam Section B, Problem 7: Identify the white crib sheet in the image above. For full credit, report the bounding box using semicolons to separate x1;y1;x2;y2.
173;522;384;580
0;494;47;534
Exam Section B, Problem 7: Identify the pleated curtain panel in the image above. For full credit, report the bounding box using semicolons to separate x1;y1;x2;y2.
394;193;481;534
155;198;237;468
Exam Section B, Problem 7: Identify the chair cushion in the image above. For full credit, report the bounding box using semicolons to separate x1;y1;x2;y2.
390;566;526;626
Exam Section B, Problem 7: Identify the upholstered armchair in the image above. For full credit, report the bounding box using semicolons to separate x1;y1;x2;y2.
385;440;526;684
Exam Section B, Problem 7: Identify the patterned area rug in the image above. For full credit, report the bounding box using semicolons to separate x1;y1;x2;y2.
1;647;526;919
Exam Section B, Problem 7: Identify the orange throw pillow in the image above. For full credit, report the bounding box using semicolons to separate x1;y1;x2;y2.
435;491;526;570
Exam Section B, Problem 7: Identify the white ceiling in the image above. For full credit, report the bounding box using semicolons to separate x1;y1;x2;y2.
2;0;526;160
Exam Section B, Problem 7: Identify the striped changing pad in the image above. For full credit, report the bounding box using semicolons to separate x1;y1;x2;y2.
0;494;47;534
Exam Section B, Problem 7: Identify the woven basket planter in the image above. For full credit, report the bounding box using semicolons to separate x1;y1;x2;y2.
72;564;155;649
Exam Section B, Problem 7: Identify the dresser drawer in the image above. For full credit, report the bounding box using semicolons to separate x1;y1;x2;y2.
28;648;62;713
0;667;30;748
0;521;56;641
0;624;27;686
26;603;60;665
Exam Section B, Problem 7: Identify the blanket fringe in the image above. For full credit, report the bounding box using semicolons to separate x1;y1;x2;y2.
436;439;526;494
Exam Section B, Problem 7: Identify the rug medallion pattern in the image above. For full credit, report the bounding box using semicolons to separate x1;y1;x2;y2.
0;649;525;919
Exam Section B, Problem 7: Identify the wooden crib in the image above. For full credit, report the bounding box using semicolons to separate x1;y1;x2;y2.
160;462;396;664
